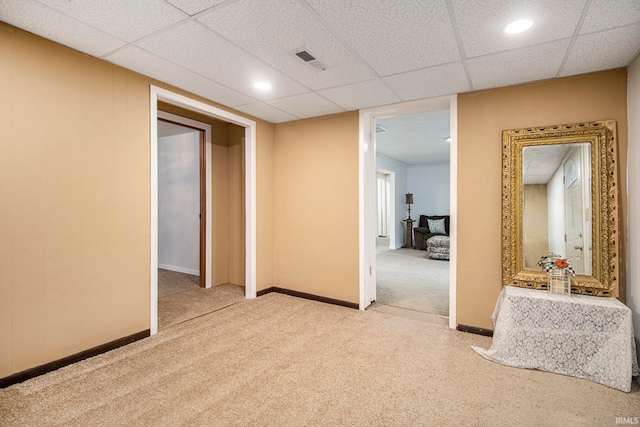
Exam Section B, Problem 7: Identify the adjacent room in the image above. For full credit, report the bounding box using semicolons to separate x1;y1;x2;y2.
373;110;451;319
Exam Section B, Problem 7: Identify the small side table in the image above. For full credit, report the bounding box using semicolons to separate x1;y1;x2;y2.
402;219;415;248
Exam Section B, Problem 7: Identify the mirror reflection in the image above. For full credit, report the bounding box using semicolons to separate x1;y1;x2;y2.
522;143;592;275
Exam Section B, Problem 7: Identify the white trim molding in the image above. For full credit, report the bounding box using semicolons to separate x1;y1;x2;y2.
158;264;200;276
150;86;257;335
358;95;458;330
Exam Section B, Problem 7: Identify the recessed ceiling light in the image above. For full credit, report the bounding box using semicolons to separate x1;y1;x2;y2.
503;19;533;34
254;81;272;90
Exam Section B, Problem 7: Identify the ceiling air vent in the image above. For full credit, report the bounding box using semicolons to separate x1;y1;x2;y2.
375;125;388;134
293;48;327;71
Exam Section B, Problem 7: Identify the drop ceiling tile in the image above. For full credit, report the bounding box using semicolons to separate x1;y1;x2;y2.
561;24;640;77
305;0;460;76
317;79;401;111
0;0;126;57
452;0;586;58
581;0;640;34
234;102;298;123
266;93;344;119
137;21;309;100
36;0;188;42
383;62;470;101
164;0;226;16
106;46;255;107
468;39;571;90
199;0;374;90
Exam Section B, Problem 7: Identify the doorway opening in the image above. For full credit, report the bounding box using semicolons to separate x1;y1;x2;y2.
157;112;209;290
359;95;458;329
374;110;451;319
150;86;257;335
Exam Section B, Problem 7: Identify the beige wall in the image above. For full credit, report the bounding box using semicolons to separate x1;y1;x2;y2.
0;25;151;376
457;69;628;329
273;112;360;303
0;23;274;378
523;184;549;269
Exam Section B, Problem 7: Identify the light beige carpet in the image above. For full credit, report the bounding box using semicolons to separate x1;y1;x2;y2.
376;236;391;254
158;283;245;330
1;293;637;426
376;248;449;317
158;268;200;297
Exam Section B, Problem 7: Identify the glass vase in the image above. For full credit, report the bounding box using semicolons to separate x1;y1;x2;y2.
548;269;571;295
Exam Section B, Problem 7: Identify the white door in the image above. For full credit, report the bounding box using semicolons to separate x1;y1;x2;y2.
564;149;586;274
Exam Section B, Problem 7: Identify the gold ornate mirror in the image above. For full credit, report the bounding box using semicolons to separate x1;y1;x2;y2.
502;121;619;297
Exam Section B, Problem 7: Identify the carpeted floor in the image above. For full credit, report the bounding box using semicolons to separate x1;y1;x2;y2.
1;293;637;426
376;236;391;254
158;269;200;297
158;283;245;330
158;268;245;330
376;248;449;317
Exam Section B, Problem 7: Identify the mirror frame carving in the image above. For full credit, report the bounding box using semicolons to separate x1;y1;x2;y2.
502;121;619;297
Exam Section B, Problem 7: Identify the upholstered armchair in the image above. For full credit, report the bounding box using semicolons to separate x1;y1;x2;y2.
413;215;450;250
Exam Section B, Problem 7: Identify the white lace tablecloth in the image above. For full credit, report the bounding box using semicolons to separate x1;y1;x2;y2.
472;286;638;392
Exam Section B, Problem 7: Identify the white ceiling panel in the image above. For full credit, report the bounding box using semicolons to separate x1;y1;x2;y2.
266;93;344;119
4;0;640;126
318;79;401;111
561;24;640;77
137;21;309;100
581;0;640;34
376;110;451;165
199;0;375;90
305;0;460;76
383;62;470;101
0;0;127;57
36;0;188;42
452;0;586;58
106;46;256;107
164;0;226;16
234;102;298;123
468;39;571;90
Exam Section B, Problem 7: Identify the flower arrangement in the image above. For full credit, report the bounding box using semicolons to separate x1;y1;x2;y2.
537;254;576;276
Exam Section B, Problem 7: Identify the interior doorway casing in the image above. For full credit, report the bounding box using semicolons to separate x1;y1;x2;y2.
150;86;257;335
359;95;458;329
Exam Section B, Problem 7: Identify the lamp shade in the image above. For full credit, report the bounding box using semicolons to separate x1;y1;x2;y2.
405;193;414;205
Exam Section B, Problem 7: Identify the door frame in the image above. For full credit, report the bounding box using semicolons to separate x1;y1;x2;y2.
150;86;257;335
359;95;458;330
157;112;211;288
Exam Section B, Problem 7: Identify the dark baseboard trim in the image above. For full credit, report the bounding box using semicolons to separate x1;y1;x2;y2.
258;287;359;310
256;287;274;297
456;324;494;337
0;329;150;389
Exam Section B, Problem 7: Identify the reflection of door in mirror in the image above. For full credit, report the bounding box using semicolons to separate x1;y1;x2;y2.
522;143;592;274
563;146;591;275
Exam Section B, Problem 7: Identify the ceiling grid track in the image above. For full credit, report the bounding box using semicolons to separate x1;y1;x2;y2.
297;0;404;102
556;0;593;78
445;0;474;92
187;20;337;117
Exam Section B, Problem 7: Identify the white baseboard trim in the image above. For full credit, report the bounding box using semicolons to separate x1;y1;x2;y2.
158;264;199;276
